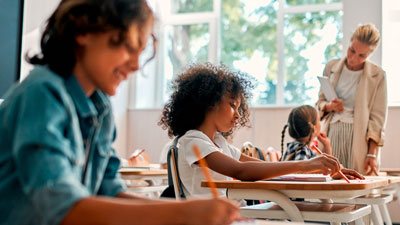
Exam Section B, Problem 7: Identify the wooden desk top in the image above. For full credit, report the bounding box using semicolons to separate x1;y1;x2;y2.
119;168;167;176
201;179;388;191
380;168;400;176
364;175;400;184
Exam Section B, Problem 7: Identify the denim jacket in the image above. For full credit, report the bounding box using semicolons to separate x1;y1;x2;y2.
0;66;126;225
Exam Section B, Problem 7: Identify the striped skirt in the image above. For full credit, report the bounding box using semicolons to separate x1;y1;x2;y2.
327;122;354;169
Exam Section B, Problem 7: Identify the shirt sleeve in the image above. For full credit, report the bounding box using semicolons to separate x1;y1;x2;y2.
293;148;316;161
12;82;90;225
181;135;221;167
98;148;126;196
367;72;387;146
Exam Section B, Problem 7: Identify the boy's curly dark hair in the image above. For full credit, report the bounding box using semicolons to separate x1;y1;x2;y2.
159;63;254;138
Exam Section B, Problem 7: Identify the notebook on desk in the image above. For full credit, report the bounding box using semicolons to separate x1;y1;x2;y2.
267;174;333;182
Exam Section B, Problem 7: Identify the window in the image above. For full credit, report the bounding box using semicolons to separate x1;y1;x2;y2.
383;0;400;106
133;0;343;108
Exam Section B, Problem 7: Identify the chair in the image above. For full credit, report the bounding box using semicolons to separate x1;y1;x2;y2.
334;193;393;225
161;136;186;200
240;201;370;225
241;142;265;160
170;149;183;200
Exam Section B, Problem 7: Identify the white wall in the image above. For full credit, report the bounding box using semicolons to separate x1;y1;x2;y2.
128;107;400;167
342;0;382;66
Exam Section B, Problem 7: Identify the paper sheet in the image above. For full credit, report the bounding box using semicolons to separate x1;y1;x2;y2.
318;76;337;101
267;174;333;182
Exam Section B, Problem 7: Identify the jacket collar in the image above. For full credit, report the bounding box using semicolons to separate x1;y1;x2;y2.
65;75;110;119
331;57;379;78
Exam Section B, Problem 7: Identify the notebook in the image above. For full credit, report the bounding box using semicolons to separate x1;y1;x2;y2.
267;174;333;182
317;76;337;101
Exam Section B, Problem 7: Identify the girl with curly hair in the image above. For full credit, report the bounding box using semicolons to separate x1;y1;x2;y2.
280;105;364;180
0;1;239;225
160;63;346;198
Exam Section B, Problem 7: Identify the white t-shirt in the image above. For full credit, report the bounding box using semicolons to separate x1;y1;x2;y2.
177;130;242;198
331;65;362;124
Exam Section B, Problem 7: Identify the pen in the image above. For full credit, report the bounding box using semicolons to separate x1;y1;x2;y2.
311;145;350;183
192;145;219;198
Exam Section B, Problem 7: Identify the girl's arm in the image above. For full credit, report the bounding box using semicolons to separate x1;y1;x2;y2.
239;153;263;162
60;196;239;225
205;151;341;181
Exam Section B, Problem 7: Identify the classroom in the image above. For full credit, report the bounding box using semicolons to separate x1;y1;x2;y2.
1;0;400;225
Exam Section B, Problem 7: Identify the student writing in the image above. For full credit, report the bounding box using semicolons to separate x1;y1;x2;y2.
280;105;364;180
0;1;238;225
159;63;345;198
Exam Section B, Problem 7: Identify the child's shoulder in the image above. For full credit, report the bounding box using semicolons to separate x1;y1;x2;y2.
282;141;315;161
1;66;69;109
179;130;226;152
180;130;210;147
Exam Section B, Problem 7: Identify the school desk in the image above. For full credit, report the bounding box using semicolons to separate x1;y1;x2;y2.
201;179;388;223
119;167;168;197
334;176;400;225
380;168;400;176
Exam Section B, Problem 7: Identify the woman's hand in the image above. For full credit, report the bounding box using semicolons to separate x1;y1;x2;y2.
182;198;239;225
364;157;378;176
303;154;341;176
326;98;344;112
332;168;365;180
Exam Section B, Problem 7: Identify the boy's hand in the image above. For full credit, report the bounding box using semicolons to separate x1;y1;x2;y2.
184;198;239;225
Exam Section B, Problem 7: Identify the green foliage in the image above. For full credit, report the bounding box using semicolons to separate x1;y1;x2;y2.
168;0;342;105
286;0;340;6
172;0;213;13
220;0;342;105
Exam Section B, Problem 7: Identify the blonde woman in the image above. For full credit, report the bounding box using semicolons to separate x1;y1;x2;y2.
316;24;387;175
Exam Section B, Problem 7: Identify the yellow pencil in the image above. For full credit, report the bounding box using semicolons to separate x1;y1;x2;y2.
192;144;219;198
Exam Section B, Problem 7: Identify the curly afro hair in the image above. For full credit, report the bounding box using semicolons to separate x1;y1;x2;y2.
159;63;254;138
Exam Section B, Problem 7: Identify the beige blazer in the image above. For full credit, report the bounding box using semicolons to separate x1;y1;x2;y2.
316;58;388;173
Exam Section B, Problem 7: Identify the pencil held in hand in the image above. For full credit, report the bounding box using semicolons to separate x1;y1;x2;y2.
311;145;350;183
192;145;219;198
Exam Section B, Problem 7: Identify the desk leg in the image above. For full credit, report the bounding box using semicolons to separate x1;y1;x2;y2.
227;189;304;222
378;203;392;225
371;205;384;225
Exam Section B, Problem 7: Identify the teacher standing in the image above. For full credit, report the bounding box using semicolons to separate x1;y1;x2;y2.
316;24;387;175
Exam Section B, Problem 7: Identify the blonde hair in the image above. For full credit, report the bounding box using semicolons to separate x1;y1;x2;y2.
351;23;381;51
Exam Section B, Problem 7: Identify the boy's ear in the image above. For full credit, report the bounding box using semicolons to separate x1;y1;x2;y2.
75;34;89;46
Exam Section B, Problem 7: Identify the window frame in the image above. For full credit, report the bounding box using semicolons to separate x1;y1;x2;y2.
133;0;343;108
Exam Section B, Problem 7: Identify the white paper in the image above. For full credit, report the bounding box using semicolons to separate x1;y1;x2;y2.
318;76;337;101
268;174;333;182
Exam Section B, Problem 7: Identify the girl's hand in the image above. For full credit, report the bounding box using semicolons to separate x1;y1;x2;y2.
183;198;239;225
326;98;344;112
317;132;330;149
303;154;341;176
332;168;365;180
